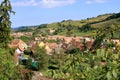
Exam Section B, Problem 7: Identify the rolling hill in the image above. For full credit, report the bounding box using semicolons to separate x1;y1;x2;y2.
13;12;120;37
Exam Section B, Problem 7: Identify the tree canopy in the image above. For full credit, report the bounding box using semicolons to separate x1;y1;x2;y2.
0;0;15;48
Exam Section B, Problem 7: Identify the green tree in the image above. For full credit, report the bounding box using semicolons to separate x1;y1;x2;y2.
0;0;15;48
34;46;49;71
79;24;93;32
0;48;24;79
92;23;119;50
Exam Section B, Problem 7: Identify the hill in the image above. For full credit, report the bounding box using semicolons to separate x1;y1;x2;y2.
13;12;120;37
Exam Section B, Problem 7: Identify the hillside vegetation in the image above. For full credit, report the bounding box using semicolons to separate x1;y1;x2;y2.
15;12;120;38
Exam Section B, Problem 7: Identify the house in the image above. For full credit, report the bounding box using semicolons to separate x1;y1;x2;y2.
30;41;38;53
11;32;24;38
45;45;52;55
49;29;55;34
86;40;94;50
35;37;41;41
45;42;59;55
38;42;53;55
111;39;120;45
39;41;45;48
45;42;58;50
11;32;33;38
9;39;28;49
63;37;73;44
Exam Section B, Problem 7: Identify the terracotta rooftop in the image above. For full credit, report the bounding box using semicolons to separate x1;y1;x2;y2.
11;39;21;45
46;43;58;49
9;39;28;49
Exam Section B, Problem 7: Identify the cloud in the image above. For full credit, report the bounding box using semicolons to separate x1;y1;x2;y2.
11;0;76;8
40;0;76;8
85;0;107;4
11;0;37;7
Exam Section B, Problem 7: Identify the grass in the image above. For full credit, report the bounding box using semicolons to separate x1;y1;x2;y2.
91;18;120;28
16;12;120;38
72;31;95;37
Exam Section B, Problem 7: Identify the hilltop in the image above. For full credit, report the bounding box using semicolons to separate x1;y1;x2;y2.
13;12;120;37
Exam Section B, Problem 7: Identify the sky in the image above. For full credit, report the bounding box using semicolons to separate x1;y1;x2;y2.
0;0;120;28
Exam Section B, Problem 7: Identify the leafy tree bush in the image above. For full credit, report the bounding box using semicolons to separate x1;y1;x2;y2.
92;24;119;50
0;48;24;79
106;12;120;20
33;46;50;71
45;47;120;80
79;24;94;32
0;0;15;48
20;36;30;43
37;24;48;29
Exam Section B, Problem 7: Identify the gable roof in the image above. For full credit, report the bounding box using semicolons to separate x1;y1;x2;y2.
39;42;45;48
11;39;21;46
9;39;28;49
46;43;58;49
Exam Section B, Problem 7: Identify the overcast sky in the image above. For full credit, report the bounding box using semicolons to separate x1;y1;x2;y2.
0;0;120;28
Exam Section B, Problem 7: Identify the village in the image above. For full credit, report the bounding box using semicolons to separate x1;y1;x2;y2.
0;0;120;79
10;31;120;55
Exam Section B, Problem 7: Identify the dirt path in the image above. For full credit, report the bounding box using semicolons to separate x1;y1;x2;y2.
32;71;53;80
21;69;65;80
21;69;53;80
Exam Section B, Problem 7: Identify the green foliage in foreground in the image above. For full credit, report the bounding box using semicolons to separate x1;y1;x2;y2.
0;48;24;79
44;47;120;80
1;45;120;80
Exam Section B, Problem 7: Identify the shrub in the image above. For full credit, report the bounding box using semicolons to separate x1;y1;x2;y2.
0;48;24;79
34;46;50;71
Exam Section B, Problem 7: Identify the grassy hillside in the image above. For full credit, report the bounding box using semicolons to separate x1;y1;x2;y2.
47;13;112;28
91;18;120;28
14;12;120;37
